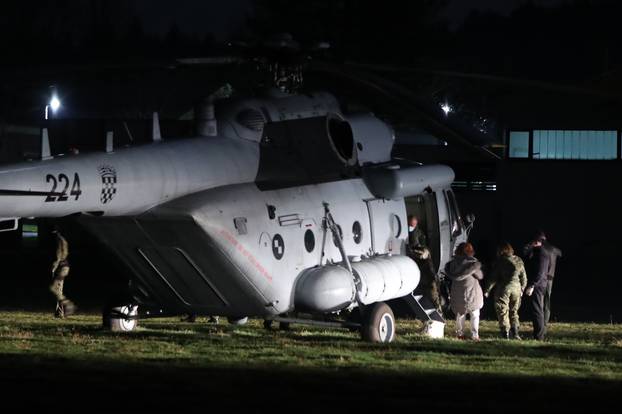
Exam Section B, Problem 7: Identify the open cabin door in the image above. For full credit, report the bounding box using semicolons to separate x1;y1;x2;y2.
365;198;407;255
405;193;441;272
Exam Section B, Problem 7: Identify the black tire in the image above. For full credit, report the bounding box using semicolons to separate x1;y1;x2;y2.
361;302;395;343
263;319;273;330
227;316;248;325
279;322;291;331
103;305;138;332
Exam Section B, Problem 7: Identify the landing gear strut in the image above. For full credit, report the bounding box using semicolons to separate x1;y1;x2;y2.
263;319;290;330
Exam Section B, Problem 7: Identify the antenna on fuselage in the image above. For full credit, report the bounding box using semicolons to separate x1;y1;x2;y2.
40;128;53;160
152;112;162;142
123;121;134;143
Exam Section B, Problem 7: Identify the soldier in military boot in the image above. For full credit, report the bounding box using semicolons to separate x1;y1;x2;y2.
412;246;442;313
485;242;527;339
49;229;77;318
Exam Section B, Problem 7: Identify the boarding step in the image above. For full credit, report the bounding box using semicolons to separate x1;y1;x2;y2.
403;292;445;338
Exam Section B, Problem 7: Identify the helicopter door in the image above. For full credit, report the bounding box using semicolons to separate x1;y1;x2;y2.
365;199;407;255
436;191;452;271
444;189;467;249
405;193;441;272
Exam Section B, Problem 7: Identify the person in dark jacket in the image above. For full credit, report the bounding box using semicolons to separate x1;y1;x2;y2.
524;234;551;340
523;231;562;324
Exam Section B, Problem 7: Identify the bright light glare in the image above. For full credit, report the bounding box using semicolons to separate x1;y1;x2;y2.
50;97;61;111
441;103;452;115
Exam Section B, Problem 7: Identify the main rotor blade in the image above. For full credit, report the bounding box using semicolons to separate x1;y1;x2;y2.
344;62;619;100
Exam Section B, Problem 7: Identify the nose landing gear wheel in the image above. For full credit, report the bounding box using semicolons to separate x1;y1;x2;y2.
361;302;395;343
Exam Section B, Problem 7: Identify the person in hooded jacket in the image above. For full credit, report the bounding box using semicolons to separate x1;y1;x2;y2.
445;242;484;340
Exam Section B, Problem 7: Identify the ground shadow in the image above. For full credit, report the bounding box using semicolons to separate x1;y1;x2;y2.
0;353;618;413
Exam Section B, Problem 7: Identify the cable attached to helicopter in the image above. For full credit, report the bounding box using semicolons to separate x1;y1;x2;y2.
321;202;366;307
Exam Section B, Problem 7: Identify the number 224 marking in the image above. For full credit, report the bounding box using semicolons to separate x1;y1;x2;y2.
45;173;82;202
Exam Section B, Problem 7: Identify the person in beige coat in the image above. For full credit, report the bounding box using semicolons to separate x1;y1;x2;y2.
445;242;484;340
49;228;76;318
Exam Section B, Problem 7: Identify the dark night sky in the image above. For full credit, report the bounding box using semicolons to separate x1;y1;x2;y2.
443;0;563;28
132;0;564;37
133;0;252;39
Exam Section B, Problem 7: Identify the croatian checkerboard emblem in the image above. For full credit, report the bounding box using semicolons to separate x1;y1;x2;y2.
272;234;285;260
98;165;117;204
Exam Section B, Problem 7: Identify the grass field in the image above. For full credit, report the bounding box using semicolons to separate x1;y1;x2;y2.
0;311;620;412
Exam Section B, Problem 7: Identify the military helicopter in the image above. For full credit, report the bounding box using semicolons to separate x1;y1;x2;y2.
0;35;474;342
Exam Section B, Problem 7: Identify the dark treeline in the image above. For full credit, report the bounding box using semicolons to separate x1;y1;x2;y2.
0;0;218;63
0;0;620;81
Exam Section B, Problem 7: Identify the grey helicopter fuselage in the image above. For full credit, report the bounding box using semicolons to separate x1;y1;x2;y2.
0;91;466;324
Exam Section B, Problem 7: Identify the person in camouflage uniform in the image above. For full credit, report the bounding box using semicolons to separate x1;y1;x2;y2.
49;229;76;318
412;246;442;313
485;242;527;339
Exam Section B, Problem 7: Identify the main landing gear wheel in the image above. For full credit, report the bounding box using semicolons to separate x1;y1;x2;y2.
103;305;138;332
227;316;248;326
361;302;395;343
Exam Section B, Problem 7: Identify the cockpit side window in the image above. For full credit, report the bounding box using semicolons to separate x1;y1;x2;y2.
444;189;463;240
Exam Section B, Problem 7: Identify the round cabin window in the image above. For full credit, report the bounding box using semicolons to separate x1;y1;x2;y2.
352;221;363;244
304;229;315;253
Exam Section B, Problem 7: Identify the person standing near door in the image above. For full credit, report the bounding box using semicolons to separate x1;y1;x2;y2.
524;233;550;340
523;231;562;325
407;215;427;252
